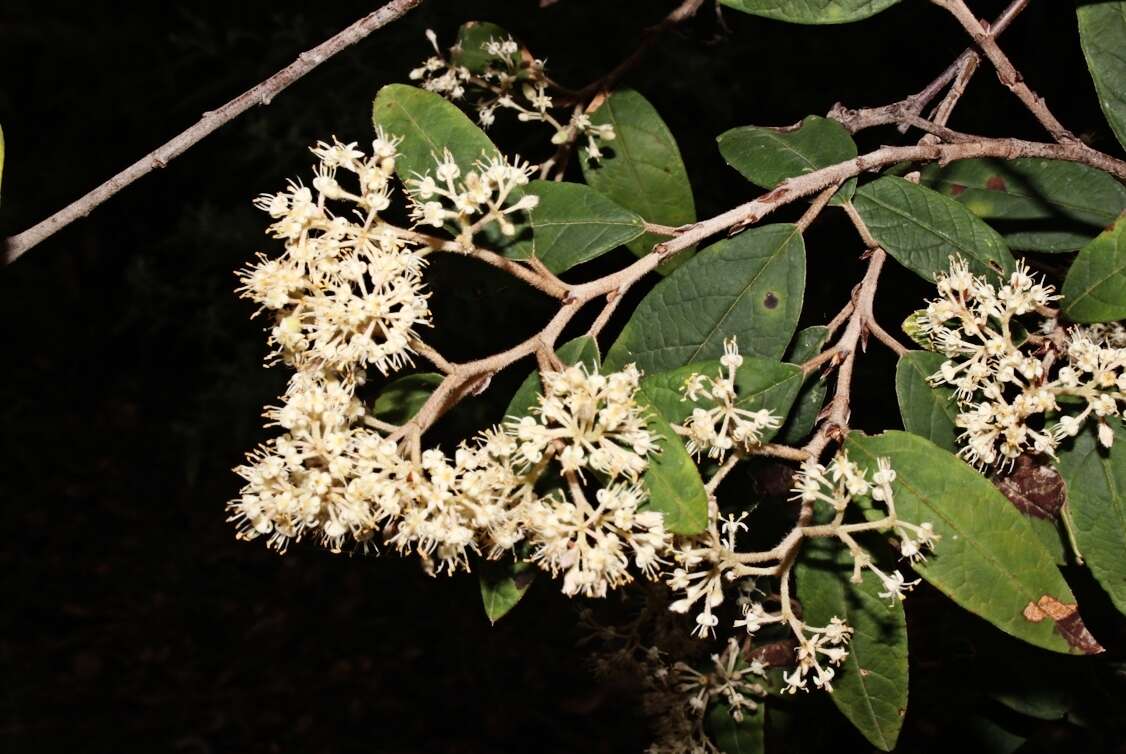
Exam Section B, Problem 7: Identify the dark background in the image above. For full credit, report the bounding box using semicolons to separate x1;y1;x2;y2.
2;1;1125;752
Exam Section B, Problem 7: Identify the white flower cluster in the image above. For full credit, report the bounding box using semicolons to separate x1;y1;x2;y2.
923;257;1126;467
680;337;782;460
230;355;670;598
515;363;669;597
408;148;538;248
513;363;657;479
793;454;938;577
662;446;935;694
233;132;663;598
238;132;430;380
409;29;616;158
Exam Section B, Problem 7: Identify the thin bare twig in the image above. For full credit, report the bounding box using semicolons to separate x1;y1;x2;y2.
828;0;1026;136
3;0;424;265
802;250;891;458
931;0;1075;144
795;185;838;232
922;52;979;141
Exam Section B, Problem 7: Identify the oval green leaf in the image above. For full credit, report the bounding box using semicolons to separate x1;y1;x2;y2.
895;351;957;452
1056;420;1126;616
452;21;526;74
479;556;536;625
1078;1;1126;152
920;158;1126;225
1004;228;1097;253
845;431;1095;655
373;83;498;181
796;539;908;751
718;0;901;24
605;224;806;373
636;402;709;535
718;116;857;204
580;89;696;265
1061;219;1126;323
505;180;645;272
853;176;1016;282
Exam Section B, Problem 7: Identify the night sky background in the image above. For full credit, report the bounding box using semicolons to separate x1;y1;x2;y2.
2;1;1125;752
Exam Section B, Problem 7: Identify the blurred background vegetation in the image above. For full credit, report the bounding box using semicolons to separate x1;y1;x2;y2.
1;1;1123;751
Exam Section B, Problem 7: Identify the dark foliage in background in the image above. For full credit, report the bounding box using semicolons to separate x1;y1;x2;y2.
1;1;1124;752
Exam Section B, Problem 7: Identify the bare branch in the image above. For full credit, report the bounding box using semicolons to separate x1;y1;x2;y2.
931;0;1075;144
829;0;1025;136
3;0;424;265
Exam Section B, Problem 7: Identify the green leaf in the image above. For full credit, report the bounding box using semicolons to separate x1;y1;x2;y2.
845;431;1094;654
707;701;764;754
922;157;1125;253
580;89;696;266
1004;228;1096;253
479;556;536;625
1078;1;1126;152
605;224;805;373
919;158;1126;226
1062;219;1126;323
640;357;803;438
637;404;709;535
371;373;444;424
373;84;498;181
1056;420;1126;616
895;351;957;452
718;116;857;204
796;539;908;751
504;180;645;272
452;21;525;74
778;326;830;444
505;335;601;419
853;176;1016;282
718;0;900;24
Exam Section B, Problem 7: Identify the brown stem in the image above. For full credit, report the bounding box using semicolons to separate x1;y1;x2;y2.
931;0;1075;144
829;0;1026;137
796;185;838;232
393;132;1126;442
3;0;424;265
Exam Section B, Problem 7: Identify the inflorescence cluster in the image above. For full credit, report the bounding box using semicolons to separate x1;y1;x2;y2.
232;131;937;748
922;257;1126;468
410;30;617;159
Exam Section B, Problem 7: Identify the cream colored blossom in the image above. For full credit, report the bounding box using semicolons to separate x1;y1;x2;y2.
679;337;781;460
408;30;615;159
924;257;1126;467
509;362;657;481
238;133;430;380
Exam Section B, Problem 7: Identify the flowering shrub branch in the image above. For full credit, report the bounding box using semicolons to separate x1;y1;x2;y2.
218;6;1126;743
11;1;1126;750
